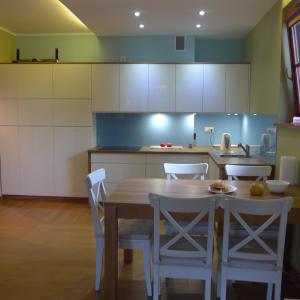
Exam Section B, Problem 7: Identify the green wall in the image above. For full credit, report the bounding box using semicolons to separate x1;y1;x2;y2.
245;0;282;115
0;28;16;62
15;34;246;63
16;34;101;62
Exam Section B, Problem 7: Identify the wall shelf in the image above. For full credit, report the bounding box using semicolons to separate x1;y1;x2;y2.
276;122;300;129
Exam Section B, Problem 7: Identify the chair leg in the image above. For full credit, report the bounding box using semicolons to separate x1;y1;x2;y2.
143;246;152;296
220;268;227;300
217;268;221;298
274;280;282;300
95;241;104;291
267;283;273;300
153;265;160;300
204;278;211;300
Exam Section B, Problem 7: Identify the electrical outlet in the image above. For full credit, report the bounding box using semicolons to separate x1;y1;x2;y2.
204;127;215;133
267;128;276;134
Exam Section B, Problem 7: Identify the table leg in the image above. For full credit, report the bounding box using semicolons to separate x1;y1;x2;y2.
124;249;133;264
104;204;118;300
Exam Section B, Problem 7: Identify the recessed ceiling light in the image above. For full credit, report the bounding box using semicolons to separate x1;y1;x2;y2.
139;24;144;29
134;11;141;17
196;24;201;28
199;10;205;16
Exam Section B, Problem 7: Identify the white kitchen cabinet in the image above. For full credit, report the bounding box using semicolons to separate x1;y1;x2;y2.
54;127;92;197
0;65;18;98
226;64;250;113
53;99;92;126
145;154;209;178
120;64;148;112
53;64;91;99
0;126;20;194
148;64;175;112
19;99;54;126
175;64;203;112
203;64;226;112
18;65;53;99
208;157;220;180
92;64;120;112
19;127;54;196
0;99;18;125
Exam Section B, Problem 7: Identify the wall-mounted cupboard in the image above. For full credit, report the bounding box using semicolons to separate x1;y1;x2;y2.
91;63;250;114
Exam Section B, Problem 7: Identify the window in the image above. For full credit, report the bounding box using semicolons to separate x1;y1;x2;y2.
286;2;300;115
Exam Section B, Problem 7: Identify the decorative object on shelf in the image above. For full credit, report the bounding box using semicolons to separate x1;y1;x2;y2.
13;48;59;63
279;156;297;185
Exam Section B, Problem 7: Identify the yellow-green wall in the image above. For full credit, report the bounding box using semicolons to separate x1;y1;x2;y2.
245;1;282;115
0;28;16;62
246;0;299;184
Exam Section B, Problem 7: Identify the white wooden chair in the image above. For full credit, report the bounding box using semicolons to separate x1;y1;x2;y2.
217;195;294;300
163;162;209;234
225;165;272;181
86;168;153;295
149;193;219;300
164;163;209;180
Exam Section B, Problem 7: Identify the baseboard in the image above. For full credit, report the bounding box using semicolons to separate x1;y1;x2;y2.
1;194;88;202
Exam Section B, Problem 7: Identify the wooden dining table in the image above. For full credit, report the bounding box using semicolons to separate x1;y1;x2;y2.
103;178;300;300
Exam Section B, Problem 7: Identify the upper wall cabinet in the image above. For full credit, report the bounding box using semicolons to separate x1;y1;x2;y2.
92;64;120;112
226;64;249;113
176;65;203;112
0;65;18;98
148;64;175;112
53;64;91;99
120;64;148;112
18;65;53;98
203;64;226;112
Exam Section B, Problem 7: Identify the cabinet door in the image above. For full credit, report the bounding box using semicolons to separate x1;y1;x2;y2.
19;99;53;126
54;127;92;197
120;64;148;112
203;65;226;112
92;64;119;112
53;99;92;126
0;65;18;98
175;64;203;112
19;127;54;196
148;64;175;112
53;64;91;99
0;99;18;125
226;64;250;113
18;65;53;98
0;126;20;194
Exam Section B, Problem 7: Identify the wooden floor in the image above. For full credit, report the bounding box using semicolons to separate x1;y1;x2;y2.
0;197;299;300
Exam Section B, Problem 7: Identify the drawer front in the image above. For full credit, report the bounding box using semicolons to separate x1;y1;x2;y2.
91;163;146;183
146;164;165;179
91;153;146;164
146;154;209;164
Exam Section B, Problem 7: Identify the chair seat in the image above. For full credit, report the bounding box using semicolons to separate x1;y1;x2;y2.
119;219;153;240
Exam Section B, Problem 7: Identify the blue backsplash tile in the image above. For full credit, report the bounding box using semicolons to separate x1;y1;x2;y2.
96;113;277;148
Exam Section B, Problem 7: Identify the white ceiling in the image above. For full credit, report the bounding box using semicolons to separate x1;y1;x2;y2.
0;0;278;37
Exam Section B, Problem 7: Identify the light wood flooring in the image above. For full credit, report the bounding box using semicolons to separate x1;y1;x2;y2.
0;197;299;300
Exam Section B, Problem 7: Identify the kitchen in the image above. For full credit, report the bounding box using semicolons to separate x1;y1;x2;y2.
0;0;300;299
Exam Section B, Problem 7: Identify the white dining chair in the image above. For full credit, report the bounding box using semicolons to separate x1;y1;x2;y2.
217;195;294;300
86;168;153;296
225;165;272;181
164;163;209;180
163;163;209;234
149;193;219;300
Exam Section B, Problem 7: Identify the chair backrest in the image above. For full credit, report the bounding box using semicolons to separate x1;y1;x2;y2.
149;193;218;266
225;165;272;181
86;168;107;238
164;163;209;180
221;195;293;268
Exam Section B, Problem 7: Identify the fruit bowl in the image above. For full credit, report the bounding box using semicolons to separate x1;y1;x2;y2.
266;180;290;194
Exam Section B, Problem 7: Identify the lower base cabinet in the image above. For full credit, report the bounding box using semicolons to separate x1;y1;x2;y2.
90;153;211;195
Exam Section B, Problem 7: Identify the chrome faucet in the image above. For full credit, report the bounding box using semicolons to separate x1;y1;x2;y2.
238;143;250;157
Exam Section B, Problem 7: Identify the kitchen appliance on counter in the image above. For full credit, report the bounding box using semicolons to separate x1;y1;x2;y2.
220;133;232;151
260;133;271;153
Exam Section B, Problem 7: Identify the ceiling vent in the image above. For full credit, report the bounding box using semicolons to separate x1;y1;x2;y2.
175;36;185;51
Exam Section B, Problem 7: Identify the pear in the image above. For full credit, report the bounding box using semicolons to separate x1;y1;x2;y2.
250;182;265;196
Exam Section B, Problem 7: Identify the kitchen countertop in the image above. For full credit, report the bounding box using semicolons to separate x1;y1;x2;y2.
88;146;275;167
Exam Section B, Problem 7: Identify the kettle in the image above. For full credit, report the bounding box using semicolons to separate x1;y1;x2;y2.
260;133;271;153
221;133;232;151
